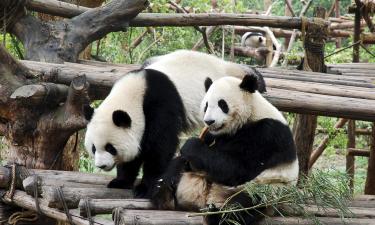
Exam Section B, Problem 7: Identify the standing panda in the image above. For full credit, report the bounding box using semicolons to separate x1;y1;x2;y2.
241;32;266;48
83;50;266;197
152;74;298;224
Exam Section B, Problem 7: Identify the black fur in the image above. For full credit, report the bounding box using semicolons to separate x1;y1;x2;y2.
83;105;94;121
181;118;296;186
218;99;229;114
152;118;297;224
112;110;131;128
204;77;213;92
239;74;258;93
249;67;267;93
108;69;188;198
105;144;117;156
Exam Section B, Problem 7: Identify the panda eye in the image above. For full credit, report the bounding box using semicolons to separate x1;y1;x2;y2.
92;145;96;154
204;102;208;112
218;99;229;114
105;143;118;156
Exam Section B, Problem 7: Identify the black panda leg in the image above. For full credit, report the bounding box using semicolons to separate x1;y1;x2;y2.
107;157;143;189
150;157;187;209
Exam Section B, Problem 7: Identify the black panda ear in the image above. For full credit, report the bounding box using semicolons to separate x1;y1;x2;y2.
83;104;94;121
112;110;132;128
258;37;263;43
239;74;258;93
204;77;213;92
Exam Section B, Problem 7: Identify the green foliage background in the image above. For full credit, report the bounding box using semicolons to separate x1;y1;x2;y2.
1;0;374;194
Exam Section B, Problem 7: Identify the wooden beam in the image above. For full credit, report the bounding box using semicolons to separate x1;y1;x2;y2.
79;199;153;216
348;148;370;157
365;124;375;194
347;120;356;193
25;0;323;29
26;0;90;18
3;190;112;225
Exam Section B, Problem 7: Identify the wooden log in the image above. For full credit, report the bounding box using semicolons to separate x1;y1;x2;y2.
261;217;375;225
316;128;372;135
266;78;375;100
0;165;113;188
23;176;106;196
347;120;356;193
27;0;90;18
364;124;375;194
25;1;323;29
118;209;203;225
3;190;112;225
348;148;371;157
79;199;153;216
42;186;133;209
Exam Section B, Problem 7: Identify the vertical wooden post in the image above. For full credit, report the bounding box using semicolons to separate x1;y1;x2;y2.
346;120;356;192
284;0;292;50
264;0;273;67
353;3;361;62
335;0;341;48
364;123;375;194
294;7;327;178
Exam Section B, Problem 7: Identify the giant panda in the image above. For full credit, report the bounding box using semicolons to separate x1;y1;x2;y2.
151;74;298;224
241;32;266;48
83;50;266;197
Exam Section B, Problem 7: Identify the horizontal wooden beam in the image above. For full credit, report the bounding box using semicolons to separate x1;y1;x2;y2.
25;0;322;29
3;190;111;225
27;0;90;18
20;60;375;121
348;148;370;157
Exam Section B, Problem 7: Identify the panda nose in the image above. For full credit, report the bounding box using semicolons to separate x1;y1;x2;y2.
98;165;107;169
205;120;215;126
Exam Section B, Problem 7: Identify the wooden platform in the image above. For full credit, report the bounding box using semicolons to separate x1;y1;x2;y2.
22;60;375;121
1;167;375;225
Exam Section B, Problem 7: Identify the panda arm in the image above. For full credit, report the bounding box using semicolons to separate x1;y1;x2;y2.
180;138;261;186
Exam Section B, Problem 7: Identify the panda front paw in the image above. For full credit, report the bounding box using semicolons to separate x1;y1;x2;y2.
180;138;203;158
134;182;150;198
150;179;175;210
107;178;134;189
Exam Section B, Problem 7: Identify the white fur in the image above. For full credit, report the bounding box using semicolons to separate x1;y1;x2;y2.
253;158;299;185
241;32;266;48
84;72;146;170
85;50;251;170
146;50;248;130
201;76;286;135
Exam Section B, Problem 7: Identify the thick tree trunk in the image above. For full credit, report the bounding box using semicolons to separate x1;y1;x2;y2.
7;0;147;63
0;46;90;170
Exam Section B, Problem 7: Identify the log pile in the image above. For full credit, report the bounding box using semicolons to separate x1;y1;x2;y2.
0;167;375;225
1;166;375;225
21;59;375;121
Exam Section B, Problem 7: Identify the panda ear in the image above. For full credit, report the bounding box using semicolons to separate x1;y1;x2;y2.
204;77;213;92
112;110;132;128
239;74;258;93
83;104;94;121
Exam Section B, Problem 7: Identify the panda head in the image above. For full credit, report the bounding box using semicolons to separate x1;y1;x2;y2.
241;32;266;48
201;74;284;135
83;104;141;171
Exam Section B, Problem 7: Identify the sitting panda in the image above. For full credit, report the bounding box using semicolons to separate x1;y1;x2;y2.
241;32;266;48
83;50;266;197
152;74;298;224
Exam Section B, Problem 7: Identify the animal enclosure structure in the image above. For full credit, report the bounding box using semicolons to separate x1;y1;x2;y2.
0;0;375;224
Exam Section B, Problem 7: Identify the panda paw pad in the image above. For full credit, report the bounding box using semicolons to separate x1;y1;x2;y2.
107;178;133;189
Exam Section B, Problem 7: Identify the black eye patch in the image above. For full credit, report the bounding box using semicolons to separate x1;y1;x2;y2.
204;102;208;112
105;143;118;156
218;99;229;114
92;145;96;154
